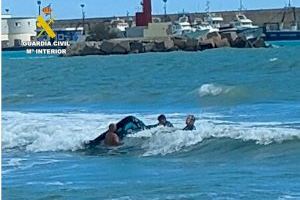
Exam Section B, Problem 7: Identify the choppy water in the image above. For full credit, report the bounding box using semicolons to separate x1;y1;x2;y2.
2;44;300;199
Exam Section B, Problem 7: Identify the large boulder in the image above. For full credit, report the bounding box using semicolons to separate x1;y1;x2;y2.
82;41;103;55
214;38;231;48
152;39;175;52
199;39;215;50
220;32;238;46
207;32;227;48
184;38;199;51
130;41;145;53
100;40;130;54
163;39;175;51
206;32;222;41
252;37;266;48
144;42;155;52
65;41;103;56
172;37;187;50
111;41;130;54
100;40;115;54
64;42;84;56
232;36;248;48
152;41;164;52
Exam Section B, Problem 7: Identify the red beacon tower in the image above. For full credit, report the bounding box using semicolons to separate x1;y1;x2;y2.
136;0;152;26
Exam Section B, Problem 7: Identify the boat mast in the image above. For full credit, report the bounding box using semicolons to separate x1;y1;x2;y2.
281;0;297;30
239;0;245;12
163;0;167;18
293;6;298;30
287;0;297;29
205;1;210;16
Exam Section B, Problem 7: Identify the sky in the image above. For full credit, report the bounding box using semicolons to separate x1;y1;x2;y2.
2;0;300;19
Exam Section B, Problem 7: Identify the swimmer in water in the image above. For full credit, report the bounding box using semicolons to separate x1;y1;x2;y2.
147;114;174;129
183;115;196;131
104;123;121;146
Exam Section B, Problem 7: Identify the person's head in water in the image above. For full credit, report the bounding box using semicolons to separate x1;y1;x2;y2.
158;114;167;125
186;115;196;126
108;123;117;132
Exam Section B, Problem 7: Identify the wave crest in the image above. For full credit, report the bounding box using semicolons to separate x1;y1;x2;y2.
198;84;234;97
2;112;300;155
134;122;300;156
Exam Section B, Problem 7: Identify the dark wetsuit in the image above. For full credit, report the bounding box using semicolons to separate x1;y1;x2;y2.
87;116;146;147
183;125;196;131
146;121;174;129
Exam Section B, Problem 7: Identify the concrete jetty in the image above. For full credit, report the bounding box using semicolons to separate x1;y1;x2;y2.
64;32;266;57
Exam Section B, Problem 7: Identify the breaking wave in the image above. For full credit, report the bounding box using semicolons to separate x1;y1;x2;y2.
195;83;254;106
198;84;234;97
2;111;300;156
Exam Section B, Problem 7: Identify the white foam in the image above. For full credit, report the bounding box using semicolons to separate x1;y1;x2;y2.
140;120;300;156
198;83;233;97
5;158;26;167
2;111;300;155
2;111;123;152
2;111;173;152
269;57;278;62
26;181;73;186
2;158;61;175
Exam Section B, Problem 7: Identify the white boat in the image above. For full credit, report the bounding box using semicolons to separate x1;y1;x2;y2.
172;15;209;39
230;13;262;40
191;0;224;37
194;14;223;34
230;13;258;31
111;18;129;32
187;13;223;40
172;15;193;36
152;17;162;23
264;5;300;41
194;1;224;33
228;1;257;31
218;0;262;40
204;13;224;30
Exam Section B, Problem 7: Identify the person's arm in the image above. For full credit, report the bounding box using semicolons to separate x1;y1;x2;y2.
146;124;159;129
113;133;121;146
183;125;196;131
168;121;174;127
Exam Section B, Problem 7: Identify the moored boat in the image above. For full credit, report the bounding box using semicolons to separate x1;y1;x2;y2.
263;6;300;41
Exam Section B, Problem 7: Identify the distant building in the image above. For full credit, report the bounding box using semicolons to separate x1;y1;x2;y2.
1;14;36;47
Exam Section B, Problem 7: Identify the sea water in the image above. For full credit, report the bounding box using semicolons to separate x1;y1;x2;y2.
2;44;300;199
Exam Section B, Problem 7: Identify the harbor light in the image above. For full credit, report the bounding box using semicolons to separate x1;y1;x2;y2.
80;4;86;35
37;0;41;15
163;0;167;16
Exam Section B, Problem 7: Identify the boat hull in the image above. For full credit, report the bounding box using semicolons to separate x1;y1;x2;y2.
184;29;210;39
237;28;263;40
264;31;300;41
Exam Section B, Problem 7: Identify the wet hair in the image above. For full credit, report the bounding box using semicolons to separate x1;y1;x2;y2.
158;114;166;121
187;115;196;122
109;123;116;131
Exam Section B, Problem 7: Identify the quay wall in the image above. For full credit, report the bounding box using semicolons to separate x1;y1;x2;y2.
54;7;300;29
